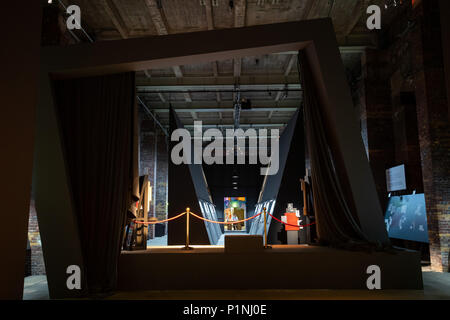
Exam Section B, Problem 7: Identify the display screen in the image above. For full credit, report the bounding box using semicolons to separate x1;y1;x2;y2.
384;193;428;243
386;164;407;192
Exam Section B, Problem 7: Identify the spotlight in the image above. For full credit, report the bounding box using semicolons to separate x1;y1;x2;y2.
232;182;238;185
232;175;239;179
233;186;238;190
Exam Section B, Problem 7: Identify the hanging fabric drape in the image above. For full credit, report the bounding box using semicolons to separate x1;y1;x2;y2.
298;51;371;246
54;72;138;294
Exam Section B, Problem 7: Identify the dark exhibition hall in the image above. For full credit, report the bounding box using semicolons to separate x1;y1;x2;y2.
1;0;449;309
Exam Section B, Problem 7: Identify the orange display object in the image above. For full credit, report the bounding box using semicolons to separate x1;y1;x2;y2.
284;212;300;231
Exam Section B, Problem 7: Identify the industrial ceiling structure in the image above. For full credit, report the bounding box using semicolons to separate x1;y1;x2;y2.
56;0;404;132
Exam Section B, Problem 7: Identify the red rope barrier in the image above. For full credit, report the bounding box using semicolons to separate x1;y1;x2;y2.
190;211;263;225
133;210;315;228
267;211;316;228
133;212;187;225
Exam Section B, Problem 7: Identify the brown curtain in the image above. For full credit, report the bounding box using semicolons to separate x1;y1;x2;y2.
298;51;370;247
54;72;138;294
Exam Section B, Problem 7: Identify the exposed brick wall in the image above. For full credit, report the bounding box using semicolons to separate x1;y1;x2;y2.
24;244;31;277
411;0;450;272
27;200;46;275
354;0;449;271
139;111;169;238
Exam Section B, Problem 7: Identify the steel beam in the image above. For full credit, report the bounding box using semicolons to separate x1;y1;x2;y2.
137;83;301;92
137;100;301;108
136;75;300;86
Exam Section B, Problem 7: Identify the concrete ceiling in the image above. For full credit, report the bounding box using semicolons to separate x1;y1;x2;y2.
56;0;405;131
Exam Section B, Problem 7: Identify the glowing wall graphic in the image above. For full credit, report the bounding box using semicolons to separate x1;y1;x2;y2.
224;197;246;231
384;194;429;243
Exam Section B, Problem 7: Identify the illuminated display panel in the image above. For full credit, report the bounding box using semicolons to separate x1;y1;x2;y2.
384;194;428;243
224;197;246;231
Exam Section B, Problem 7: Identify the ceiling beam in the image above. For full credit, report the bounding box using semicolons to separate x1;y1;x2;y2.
172;56;192;104
178;123;286;129
212;62;219;77
137;100;301;109
274;91;283;102
136;75;300;86
150;107;297;113
284;54;297;76
345;1;364;36
204;0;221;104
173;65;183;78
302;0;315;20
234;0;246;27
205;0;214;30
233;0;246;81
272;54;297;103
144;0;168;35
275;46;369;55
158;93;166;102
137;83;301;92
100;0;129;39
145;0;185;85
143;70;151;78
233;58;242;79
328;0;336;17
183;91;193;102
182;123;285;128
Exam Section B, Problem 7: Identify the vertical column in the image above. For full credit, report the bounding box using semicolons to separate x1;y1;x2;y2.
0;2;42;299
413;0;450;272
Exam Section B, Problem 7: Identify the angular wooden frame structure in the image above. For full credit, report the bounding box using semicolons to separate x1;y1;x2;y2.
34;18;390;298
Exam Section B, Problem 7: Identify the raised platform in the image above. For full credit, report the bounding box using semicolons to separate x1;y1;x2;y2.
118;245;423;290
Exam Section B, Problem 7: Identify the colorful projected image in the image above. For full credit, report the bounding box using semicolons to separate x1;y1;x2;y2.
384;193;429;243
224;197;246;231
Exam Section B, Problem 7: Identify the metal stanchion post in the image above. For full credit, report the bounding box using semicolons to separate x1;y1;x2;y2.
264;207;272;249
183;207;193;250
